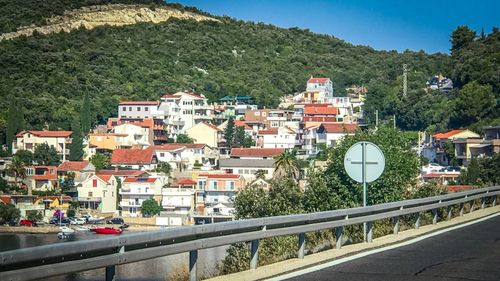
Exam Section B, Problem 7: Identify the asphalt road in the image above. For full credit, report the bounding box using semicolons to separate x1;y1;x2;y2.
286;214;500;281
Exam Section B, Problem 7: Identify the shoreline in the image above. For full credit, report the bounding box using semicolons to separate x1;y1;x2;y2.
0;224;163;234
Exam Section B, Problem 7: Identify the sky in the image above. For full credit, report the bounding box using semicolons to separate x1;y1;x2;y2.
173;0;500;54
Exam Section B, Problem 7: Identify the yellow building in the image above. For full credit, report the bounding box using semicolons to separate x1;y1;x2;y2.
14;130;72;161
186;122;222;148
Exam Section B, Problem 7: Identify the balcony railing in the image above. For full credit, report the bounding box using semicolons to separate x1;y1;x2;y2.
119;189;155;195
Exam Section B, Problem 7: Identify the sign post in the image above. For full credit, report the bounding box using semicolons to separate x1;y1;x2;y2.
344;141;385;242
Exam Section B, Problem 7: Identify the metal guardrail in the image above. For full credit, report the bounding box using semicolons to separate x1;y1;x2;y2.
1;186;499;281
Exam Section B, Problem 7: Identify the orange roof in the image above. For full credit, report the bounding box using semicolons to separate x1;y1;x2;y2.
161;94;181;99
58;161;91;171
304;107;338;115
258;128;279;135
231;148;284;158
198;174;241;179
0;195;11;204
423;173;460;178
432;130;465;139
16;130;72;138
96;174;112;182
235;120;252;130
320;123;358;134
119;101;159;105
201;122;222;132
174;178;197;186
111;147;155;165
97;170;146;177
307;78;330;83
123;177;157;183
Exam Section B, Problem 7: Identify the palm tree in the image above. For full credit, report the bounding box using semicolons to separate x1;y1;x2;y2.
273;149;300;181
7;157;28;194
254;169;267;180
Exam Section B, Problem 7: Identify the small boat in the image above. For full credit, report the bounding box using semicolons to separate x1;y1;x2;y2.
58;226;75;239
92;227;123;235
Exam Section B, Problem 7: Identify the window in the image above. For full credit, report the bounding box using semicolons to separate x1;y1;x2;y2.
129;107;132;111
103;190;107;197
262;112;267;117
198;180;206;190
122;107;127;111
254;112;260;116
88;192;93;197
238;169;243;174
209;181;217;190
159;152;165;157
92;179;97;187
225;181;235;190
145;107;149;111
137;107;141;111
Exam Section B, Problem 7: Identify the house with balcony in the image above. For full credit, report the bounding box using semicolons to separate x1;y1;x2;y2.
78;174;118;214
88;133;129;152
119;177;165;217
25;165;58;191
316;123;359;147
196;173;245;216
292;77;334;104
14;130;72;161
302;124;321;157
161;178;197;215
484;125;500;154
256;127;298;149
219;148;284;180
113;123;154;148
432;129;480;165
57;161;95;187
160;92;213;135
108;117;167;145
153;143;218;171
303;105;338;125
186;122;222;148
111;147;158;171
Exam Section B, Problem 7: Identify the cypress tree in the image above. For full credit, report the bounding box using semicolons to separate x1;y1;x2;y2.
6;98;23;154
80;93;91;134
69;118;84;161
224;117;235;149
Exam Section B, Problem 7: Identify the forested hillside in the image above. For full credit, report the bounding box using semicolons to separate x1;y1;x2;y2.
0;1;497;146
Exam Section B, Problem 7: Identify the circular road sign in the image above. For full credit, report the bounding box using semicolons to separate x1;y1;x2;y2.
344;141;385;183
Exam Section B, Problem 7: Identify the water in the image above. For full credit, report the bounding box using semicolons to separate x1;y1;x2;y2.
0;232;228;281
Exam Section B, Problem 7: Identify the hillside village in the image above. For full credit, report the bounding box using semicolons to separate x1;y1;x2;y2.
1;76;499;226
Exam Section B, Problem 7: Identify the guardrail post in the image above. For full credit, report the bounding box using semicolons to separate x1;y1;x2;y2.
432;209;438;225
250;239;259;270
447;206;452;220
459;203;464;216
393;216;400;235
105;265;115;281
493;196;497;207
298;233;305;259
481;197;486;209
415;213;420;229
189;250;198;281
366;222;373;243
335;227;343;249
470;200;475;213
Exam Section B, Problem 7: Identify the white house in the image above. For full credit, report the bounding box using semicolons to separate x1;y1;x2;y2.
161;178;197;215
316;123;359;147
119;177;165;217
118;101;164;120
219;148;284;180
78;174;118;214
110;147;158;171
113;123;154;148
160;92;213;134
256;127;298;149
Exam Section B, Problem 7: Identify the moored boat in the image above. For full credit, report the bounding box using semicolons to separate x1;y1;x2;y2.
92;227;123;235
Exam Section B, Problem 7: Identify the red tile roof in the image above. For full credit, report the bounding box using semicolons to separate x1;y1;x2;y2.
0;195;11;204
183;143;207;149
161;94;181;99
16;130;72;138
111;147;155;165
58;161;91;171
307;78;330;83
198;174;241;179
235;120;252;130
119;101;159;105
96;170;146;177
432;130;465;139
96;174;112;182
231;148;284;158
304;117;338;122
258;128;279;135
423;173;460;178
123;177;157;183
304;107;338;115
154;144;186;151
320;123;358;134
174;178;197;186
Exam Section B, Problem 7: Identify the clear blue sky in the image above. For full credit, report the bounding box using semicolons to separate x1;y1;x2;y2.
172;0;499;54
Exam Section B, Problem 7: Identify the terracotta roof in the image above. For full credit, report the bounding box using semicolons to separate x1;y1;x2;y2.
432;130;465;139
320;123;358;134
174;178;197;186
201;122;222;132
235;120;252;130
183;143;207;149
111;147;155;165
231;148;284;158
16;130;72;138
97;170;146;177
303;117;337;122
0;195;11;204
96;174;112;182
161;94;181;99
119;101;159;105
198;174;241;179
154;144;186;151
423;173;460;178
307;78;330;83
123;177;157;183
258;128;279;135
58;161;91;171
304;107;338;115
304;103;331;108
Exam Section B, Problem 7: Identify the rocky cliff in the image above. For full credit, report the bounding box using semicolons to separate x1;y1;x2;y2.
0;4;219;41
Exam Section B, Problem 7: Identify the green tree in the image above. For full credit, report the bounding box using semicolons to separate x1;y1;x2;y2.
224;117;235;149
80;93;92;134
254;169;266;180
0;204;20;223
175;134;194;144
7;157;26;190
273;149;300;181
33;143;60;166
477;153;500;185
141;199;161;217
26;210;43;221
13;149;33;165
69;118;84;161
155;162;171;175
116;178;122;210
6;98;24;153
234;126;254;148
461;157;480;185
450;25;476;56
89;153;110;171
450;81;496;128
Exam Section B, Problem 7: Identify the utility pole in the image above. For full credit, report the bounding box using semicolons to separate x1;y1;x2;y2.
393;114;396;129
375;110;379;128
403;64;408;97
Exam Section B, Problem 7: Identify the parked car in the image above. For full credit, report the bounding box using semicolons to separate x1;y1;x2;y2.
70;218;86;225
421;163;444;174
19;219;37;227
106;218;124;225
50;217;71;226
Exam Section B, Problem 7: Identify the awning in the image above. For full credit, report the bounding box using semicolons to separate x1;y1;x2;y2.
470;144;492;148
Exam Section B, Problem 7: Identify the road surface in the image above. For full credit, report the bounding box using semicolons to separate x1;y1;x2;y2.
286;214;500;281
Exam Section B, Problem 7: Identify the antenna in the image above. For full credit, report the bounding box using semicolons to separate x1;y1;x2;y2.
403;64;408;97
